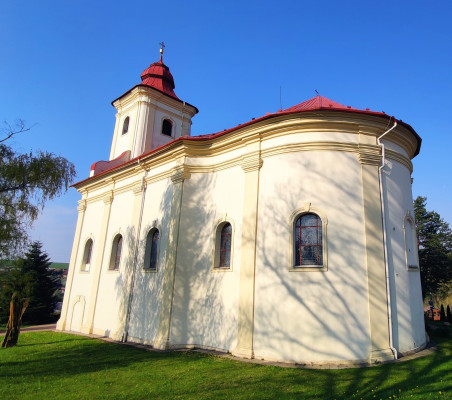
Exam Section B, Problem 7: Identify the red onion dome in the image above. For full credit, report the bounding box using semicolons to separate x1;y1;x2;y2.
140;60;179;100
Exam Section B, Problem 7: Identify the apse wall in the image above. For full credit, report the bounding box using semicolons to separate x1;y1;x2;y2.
253;148;371;362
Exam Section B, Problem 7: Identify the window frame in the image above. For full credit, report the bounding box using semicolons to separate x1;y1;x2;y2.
122;116;130;135
161;118;173;137
143;227;160;272
403;212;419;270
212;218;234;272
108;234;123;271
80;238;93;272
289;205;328;272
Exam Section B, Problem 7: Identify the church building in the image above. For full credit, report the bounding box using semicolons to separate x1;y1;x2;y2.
57;47;426;364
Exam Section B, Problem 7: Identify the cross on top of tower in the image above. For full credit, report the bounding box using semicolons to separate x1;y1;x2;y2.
159;41;165;61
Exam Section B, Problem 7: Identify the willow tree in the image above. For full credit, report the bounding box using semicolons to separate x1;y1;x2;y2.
0;120;76;258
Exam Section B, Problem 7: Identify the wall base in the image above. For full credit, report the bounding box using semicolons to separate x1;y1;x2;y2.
154;338;170;350
369;348;396;363
232;346;254;359
80;324;92;335
55;318;65;331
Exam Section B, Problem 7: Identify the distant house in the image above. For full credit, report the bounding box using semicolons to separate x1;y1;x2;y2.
424;306;441;321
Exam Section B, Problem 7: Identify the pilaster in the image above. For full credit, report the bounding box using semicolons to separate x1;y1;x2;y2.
154;166;190;349
81;190;114;334
56;198;87;331
132;99;153;157
358;145;395;362
109;113;121;160
233;142;262;359
121;177;147;337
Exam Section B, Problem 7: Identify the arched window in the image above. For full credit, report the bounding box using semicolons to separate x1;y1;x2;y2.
218;223;232;269
294;213;323;266
161;119;173;136
404;215;418;269
122;117;130;135
109;234;123;270
144;229;160;270
81;239;93;272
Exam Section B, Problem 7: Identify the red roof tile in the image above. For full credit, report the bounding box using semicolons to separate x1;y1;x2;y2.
140;60;179;100
284;95;352;112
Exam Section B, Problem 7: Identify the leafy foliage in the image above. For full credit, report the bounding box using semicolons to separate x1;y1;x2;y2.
0;242;58;324
414;196;452;299
0;120;76;258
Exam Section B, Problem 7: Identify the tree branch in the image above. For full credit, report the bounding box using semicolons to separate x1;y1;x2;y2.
0;120;35;144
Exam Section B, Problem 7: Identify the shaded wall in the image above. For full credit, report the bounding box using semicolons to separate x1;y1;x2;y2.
253;150;370;362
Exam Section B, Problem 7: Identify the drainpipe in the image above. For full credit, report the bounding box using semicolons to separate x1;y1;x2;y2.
122;160;147;342
377;119;398;359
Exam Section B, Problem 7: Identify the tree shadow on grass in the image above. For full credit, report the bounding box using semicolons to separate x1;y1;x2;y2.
0;332;201;379
271;338;451;399
0;332;451;399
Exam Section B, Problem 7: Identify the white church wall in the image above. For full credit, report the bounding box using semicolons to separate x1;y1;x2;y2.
92;190;136;339
111;106;140;160
253;150;371;362
127;178;174;344
151;107;183;150
383;140;409;159
169;167;244;351
382;159;425;354
66;200;104;332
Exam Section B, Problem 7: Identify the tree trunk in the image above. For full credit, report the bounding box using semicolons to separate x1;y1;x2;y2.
2;292;29;348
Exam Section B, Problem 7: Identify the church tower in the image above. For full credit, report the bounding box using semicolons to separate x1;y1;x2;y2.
103;44;198;169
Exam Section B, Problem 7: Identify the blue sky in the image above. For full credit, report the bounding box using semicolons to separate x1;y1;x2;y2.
1;1;451;262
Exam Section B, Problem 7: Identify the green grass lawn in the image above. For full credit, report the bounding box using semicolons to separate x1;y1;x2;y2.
0;331;451;400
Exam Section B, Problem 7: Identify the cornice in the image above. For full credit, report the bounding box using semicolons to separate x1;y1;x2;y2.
79;138;414;204
76;113;418;193
241;152;263;173
358;144;381;166
384;125;418;160
133;182;146;196
113;86;197;117
386;149;413;173
262;141;358;159
146;170;173;185
170;166;191;184
77;199;87;213
103;191;114;205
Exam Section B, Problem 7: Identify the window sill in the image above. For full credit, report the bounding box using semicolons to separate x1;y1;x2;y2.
289;265;327;272
143;267;158;273
212;267;233;272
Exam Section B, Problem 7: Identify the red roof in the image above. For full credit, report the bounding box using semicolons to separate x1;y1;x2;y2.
284;96;349;112
140;59;179;100
283;95;387;116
